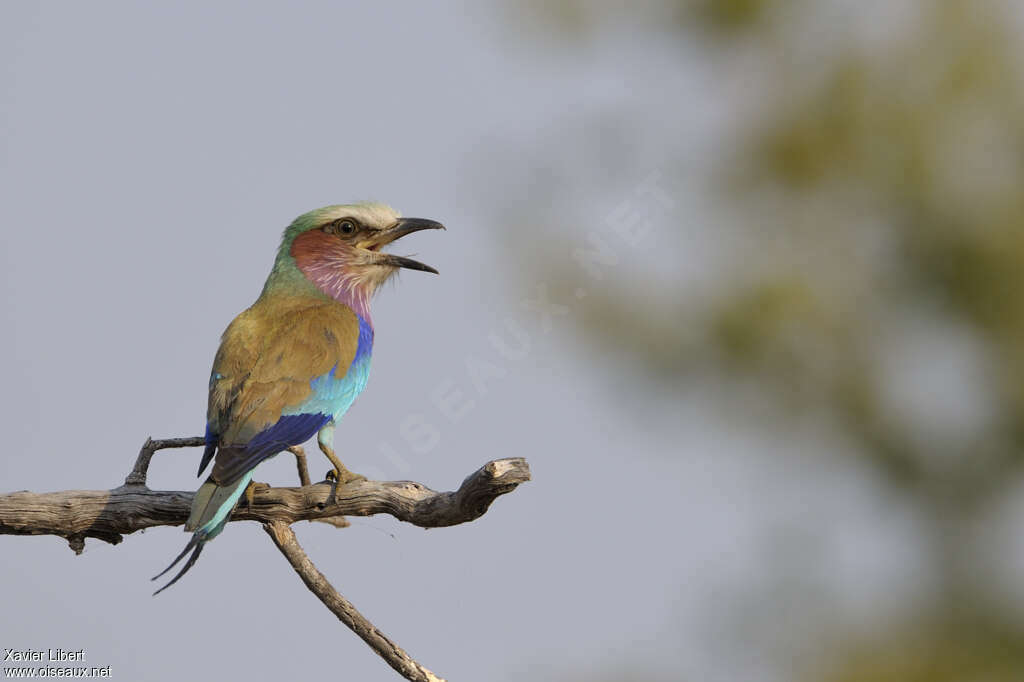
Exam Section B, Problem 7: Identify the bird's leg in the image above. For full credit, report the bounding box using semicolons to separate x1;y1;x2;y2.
243;444;310;512
317;422;366;485
322;444;365;485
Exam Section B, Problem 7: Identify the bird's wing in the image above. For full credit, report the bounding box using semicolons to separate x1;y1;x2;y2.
203;299;361;485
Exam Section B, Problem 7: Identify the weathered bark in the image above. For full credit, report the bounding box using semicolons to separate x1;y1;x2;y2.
0;437;530;681
0;437;529;552
266;521;446;682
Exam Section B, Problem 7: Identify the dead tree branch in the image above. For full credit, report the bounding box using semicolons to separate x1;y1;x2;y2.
265;521;445;682
0;437;530;549
0;437;530;681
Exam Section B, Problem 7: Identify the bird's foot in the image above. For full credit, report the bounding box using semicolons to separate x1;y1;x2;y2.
325;467;367;485
244;480;271;509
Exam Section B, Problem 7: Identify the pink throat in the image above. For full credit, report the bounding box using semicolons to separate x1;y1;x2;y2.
291;231;373;323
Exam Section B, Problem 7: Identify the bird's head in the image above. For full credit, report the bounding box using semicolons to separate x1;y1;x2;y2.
267;202;444;315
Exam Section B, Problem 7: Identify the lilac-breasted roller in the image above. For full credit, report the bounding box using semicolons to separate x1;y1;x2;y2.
153;202;443;594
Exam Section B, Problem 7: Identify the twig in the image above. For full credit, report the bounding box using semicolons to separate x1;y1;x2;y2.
124;436;206;486
265;521;445;682
288;445;312;487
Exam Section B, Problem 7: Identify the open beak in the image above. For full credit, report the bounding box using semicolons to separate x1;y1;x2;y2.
362;217;445;274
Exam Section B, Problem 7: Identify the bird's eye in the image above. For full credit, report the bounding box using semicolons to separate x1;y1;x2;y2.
324;219;358;236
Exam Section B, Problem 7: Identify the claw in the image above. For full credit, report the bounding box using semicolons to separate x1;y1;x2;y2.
318;440;365;485
243;481;270;509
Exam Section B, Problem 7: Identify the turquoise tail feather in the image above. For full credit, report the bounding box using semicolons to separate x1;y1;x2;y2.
151;470;254;595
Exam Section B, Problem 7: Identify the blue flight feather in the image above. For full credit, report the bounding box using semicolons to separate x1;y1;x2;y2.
212;413;331;485
197;423;218;477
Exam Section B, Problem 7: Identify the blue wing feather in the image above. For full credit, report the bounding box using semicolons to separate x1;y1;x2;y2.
211;412;331;485
197;424;218;477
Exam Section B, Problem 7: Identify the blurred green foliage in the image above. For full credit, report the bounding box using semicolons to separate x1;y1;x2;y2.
813;620;1024;682
511;0;1024;679
691;0;770;34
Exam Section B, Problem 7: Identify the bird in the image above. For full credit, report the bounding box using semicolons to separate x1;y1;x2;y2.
152;202;443;594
